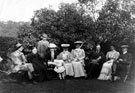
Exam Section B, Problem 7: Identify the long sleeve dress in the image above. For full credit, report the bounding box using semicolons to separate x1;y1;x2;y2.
98;50;120;80
57;50;74;76
71;48;86;78
10;51;34;73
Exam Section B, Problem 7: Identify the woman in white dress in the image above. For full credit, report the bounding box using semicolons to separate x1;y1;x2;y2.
57;44;74;77
10;43;34;79
71;41;86;78
98;45;120;80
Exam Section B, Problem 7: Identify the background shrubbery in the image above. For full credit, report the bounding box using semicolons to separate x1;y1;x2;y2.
0;0;135;56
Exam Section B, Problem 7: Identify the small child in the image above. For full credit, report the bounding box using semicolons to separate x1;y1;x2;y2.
53;59;65;80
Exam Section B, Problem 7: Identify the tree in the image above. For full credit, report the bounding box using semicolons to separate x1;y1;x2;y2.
29;3;96;48
18;24;39;47
18;1;135;53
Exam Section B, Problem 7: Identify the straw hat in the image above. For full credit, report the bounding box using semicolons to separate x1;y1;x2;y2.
61;44;70;47
74;41;83;44
121;45;129;48
15;43;23;50
41;33;50;39
16;43;22;48
49;43;57;48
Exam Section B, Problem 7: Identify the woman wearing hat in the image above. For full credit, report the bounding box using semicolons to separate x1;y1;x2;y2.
71;41;86;78
10;43;34;80
98;45;120;80
57;44;74;77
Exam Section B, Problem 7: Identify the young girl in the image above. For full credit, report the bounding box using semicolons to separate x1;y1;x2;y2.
48;43;65;80
54;59;65;80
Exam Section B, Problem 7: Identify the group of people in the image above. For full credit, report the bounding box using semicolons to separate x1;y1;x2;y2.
0;33;132;84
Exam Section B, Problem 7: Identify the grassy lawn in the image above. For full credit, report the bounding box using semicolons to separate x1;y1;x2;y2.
0;64;134;93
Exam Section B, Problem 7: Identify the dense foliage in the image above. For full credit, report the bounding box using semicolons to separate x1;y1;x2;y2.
17;0;135;53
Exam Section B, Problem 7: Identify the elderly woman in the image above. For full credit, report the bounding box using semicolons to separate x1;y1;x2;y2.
10;43;34;80
98;45;120;80
85;45;105;79
57;44;74;77
71;41;86;78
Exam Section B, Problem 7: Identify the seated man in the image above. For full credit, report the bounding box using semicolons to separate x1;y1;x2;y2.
116;45;132;81
85;45;105;79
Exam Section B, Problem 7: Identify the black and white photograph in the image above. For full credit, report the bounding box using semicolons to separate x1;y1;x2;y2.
0;0;135;93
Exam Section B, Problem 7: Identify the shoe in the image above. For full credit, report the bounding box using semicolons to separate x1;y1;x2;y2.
85;77;89;80
21;82;27;85
32;81;38;84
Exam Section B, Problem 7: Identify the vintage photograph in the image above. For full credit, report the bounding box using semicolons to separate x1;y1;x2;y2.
0;0;135;93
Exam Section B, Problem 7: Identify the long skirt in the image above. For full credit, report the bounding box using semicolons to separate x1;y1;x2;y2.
64;63;74;76
98;60;114;80
72;61;86;78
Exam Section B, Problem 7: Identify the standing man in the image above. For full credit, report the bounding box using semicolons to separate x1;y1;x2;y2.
37;33;51;80
116;45;132;81
37;33;50;59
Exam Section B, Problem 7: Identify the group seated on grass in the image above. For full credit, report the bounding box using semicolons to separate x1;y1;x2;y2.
0;35;132;84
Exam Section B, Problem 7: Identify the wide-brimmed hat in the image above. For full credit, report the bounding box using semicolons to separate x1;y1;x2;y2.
15;43;23;50
41;33;50;39
74;41;83;44
16;43;22;48
121;45;129;48
61;44;70;47
49;43;57;49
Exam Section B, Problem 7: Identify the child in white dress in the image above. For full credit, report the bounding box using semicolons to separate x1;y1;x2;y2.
54;59;65;80
48;43;65;80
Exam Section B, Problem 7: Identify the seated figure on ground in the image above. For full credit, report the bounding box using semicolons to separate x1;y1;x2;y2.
71;41;86;78
98;45;120;80
85;44;105;79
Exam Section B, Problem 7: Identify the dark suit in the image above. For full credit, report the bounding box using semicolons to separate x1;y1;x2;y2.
85;50;105;78
116;52;132;78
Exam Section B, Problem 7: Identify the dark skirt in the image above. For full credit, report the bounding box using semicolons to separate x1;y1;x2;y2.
85;62;102;78
27;54;50;82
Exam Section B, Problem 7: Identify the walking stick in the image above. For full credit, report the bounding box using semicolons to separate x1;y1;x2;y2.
124;64;131;82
